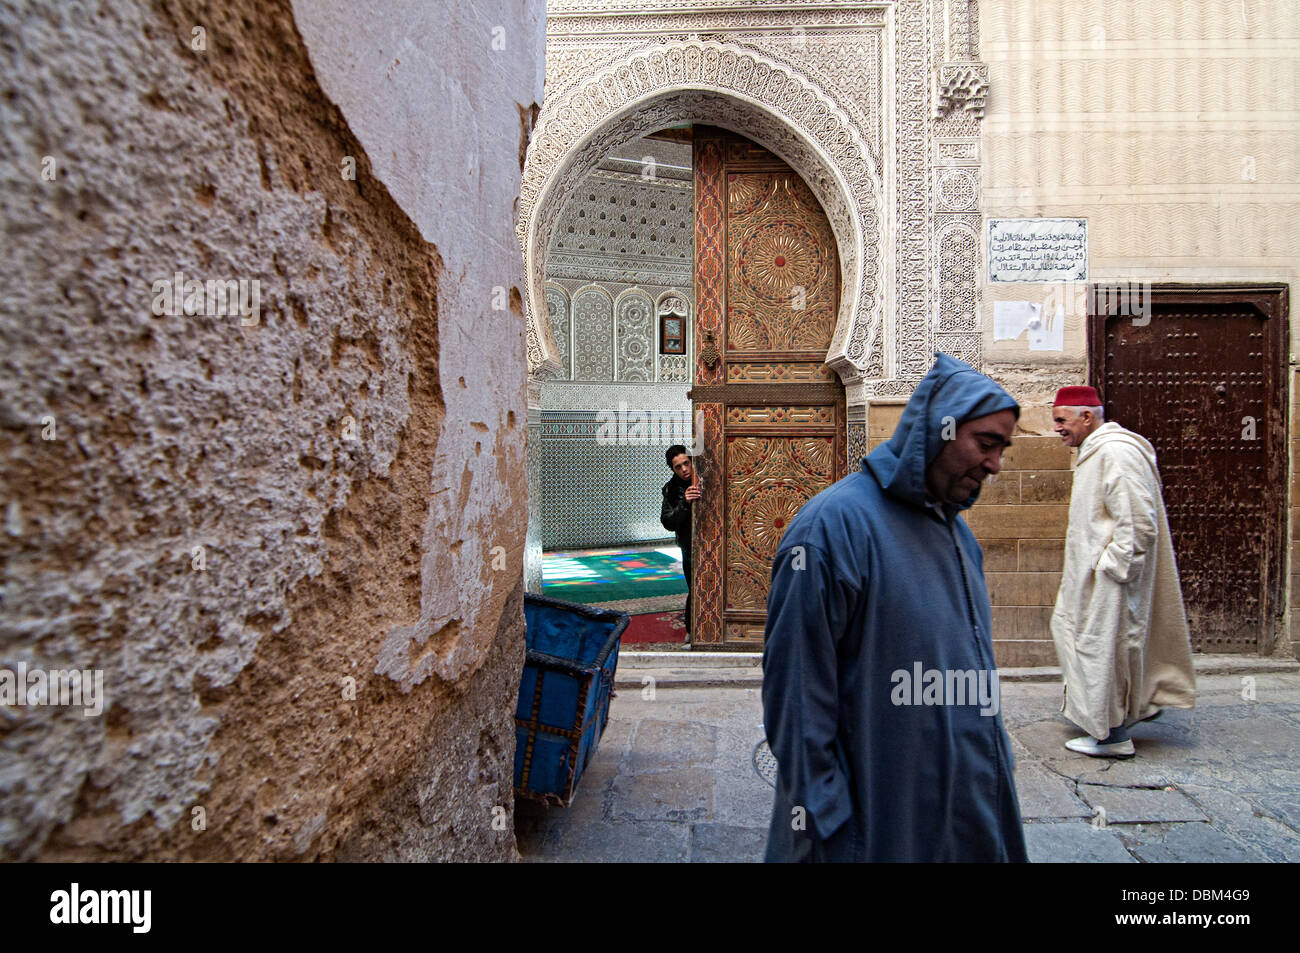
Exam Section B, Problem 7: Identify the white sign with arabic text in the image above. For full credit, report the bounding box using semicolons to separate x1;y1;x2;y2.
988;218;1087;283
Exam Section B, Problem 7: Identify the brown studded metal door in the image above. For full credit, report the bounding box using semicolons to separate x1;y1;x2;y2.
1089;285;1289;653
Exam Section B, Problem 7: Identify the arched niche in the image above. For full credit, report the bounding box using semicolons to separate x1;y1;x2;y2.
544;283;571;380
519;38;884;387
570;284;615;382
655;289;691;384
613;287;654;382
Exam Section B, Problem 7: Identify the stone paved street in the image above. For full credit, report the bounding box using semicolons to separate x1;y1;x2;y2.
515;663;1300;862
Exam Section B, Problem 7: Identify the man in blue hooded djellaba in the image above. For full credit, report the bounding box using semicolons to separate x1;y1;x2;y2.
762;352;1029;862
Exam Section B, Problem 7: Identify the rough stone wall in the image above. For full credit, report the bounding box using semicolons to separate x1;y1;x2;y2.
0;0;541;860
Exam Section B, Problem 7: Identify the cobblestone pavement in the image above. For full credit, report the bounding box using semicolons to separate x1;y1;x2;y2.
515;668;1300;862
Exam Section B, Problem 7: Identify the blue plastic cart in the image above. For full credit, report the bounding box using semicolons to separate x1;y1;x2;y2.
514;594;628;806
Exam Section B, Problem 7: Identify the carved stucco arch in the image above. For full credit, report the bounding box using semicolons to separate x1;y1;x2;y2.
519;39;884;385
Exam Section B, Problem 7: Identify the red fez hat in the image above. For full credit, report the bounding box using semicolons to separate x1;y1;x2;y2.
1053;385;1101;407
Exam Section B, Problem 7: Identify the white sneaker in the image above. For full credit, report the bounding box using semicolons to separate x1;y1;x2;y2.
1065;735;1136;758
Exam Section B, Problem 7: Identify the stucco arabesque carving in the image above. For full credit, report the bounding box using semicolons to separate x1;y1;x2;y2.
935;62;988;121
546;167;694;289
872;2;988;398
519;37;885;390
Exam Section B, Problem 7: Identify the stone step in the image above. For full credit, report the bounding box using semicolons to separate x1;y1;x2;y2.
613;651;1298;689
620;651;761;668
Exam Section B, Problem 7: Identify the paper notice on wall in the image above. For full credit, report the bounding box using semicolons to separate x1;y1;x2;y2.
1028;304;1066;351
993;301;1039;341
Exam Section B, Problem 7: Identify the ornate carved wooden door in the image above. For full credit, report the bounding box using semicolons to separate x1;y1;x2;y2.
688;127;847;649
1089;285;1289;653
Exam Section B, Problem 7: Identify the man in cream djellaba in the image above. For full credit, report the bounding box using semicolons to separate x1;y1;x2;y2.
1049;386;1196;758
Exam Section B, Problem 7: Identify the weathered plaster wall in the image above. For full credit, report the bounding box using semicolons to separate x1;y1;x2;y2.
0;0;542;860
289;1;544;688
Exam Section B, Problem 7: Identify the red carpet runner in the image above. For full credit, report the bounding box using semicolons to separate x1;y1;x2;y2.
621;610;689;645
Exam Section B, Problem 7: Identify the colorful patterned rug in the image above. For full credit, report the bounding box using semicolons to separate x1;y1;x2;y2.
542;546;687;604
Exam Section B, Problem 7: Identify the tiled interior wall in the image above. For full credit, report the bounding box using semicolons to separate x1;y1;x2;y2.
525;411;544;592
539;410;686;550
867;402;1071;667
546;278;692;384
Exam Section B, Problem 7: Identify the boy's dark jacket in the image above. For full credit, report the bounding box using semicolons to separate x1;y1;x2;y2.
660;474;692;559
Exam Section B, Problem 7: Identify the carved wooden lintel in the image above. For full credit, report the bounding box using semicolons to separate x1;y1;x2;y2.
687;383;844;404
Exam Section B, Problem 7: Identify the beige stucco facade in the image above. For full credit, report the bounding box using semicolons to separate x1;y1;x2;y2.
966;0;1300;663
981;0;1298;365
